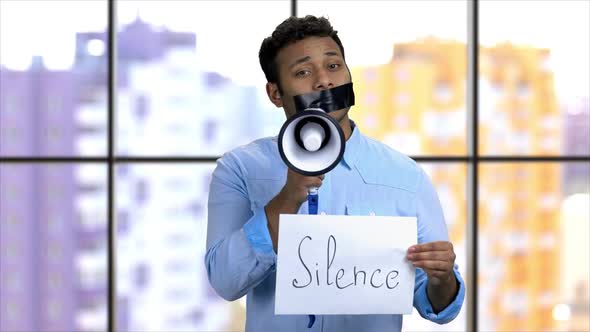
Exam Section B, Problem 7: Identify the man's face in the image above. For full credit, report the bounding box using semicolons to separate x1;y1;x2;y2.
266;36;352;123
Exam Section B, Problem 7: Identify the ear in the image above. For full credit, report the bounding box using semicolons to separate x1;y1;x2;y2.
266;82;283;108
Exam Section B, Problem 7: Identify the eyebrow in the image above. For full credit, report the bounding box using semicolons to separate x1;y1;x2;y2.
288;51;341;69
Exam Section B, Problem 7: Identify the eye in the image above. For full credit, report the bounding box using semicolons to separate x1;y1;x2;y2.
295;70;311;77
328;63;341;70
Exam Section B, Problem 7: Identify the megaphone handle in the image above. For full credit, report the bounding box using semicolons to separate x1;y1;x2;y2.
308;187;319;215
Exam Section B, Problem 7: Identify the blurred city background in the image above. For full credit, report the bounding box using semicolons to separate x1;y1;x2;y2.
0;0;588;331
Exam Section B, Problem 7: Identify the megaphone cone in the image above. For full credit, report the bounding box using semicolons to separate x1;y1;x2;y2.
278;109;345;177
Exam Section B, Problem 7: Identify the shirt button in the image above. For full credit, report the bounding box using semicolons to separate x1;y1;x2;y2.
428;313;436;319
320;211;327;215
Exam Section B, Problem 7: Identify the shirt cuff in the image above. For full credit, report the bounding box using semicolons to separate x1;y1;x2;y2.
243;206;275;255
414;267;465;324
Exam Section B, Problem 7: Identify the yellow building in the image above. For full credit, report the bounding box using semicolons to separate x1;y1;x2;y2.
351;37;466;156
479;44;561;331
352;39;563;331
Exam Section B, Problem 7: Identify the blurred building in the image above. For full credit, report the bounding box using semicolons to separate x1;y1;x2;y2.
351;37;466;156
109;18;260;330
351;39;588;331
479;43;561;331
0;55;107;331
563;97;590;195
0;16;270;332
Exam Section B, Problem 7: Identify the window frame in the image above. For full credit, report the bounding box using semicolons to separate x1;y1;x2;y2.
0;1;588;331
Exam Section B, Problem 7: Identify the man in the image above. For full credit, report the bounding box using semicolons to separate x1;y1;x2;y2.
205;15;465;331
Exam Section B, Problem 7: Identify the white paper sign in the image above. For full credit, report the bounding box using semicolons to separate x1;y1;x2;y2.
275;214;417;315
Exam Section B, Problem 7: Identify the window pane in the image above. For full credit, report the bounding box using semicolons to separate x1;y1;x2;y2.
0;1;108;157
116;164;236;331
299;0;468;156
403;163;467;331
479;0;590;155
115;1;289;156
478;163;590;331
0;164;108;331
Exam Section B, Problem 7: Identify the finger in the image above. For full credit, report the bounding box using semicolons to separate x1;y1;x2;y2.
408;241;453;253
417;268;450;279
406;251;452;262
306;178;323;189
409;241;452;252
411;260;452;271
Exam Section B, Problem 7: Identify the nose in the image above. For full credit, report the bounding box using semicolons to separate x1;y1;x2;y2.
314;68;334;90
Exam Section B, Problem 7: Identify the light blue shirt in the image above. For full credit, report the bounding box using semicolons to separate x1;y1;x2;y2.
205;123;465;331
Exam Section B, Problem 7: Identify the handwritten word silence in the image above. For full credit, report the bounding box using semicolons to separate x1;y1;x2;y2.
292;235;400;290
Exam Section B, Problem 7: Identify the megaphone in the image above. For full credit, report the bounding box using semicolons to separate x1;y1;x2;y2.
277;83;354;215
278;108;345;177
278;108;344;215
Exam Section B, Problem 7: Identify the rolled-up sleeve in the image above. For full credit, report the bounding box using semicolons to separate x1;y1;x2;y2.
412;168;465;324
204;152;276;301
413;266;466;324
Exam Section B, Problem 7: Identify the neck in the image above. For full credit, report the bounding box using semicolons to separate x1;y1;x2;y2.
339;115;353;141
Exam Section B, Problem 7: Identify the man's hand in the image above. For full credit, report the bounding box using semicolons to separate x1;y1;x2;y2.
278;168;325;207
406;241;458;312
264;169;325;252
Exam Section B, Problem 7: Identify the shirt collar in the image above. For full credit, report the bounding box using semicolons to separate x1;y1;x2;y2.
341;120;361;170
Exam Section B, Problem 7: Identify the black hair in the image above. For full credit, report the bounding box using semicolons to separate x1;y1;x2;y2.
259;15;345;94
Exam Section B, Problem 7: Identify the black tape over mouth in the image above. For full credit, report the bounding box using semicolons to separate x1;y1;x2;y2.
293;82;355;113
